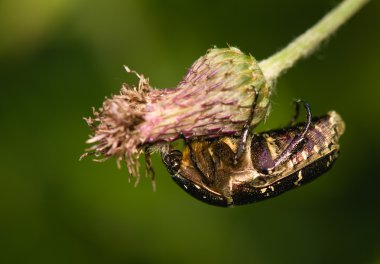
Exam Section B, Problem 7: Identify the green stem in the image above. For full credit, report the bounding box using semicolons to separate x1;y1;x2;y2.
259;0;369;83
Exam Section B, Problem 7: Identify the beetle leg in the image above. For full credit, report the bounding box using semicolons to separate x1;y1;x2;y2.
179;132;218;185
234;88;259;164
177;132;196;163
261;100;312;174
288;99;302;126
144;145;156;191
176;132;207;178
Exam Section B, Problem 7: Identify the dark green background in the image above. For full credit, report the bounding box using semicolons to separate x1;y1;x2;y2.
1;0;379;263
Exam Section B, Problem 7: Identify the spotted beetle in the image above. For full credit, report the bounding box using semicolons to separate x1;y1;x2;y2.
161;101;345;207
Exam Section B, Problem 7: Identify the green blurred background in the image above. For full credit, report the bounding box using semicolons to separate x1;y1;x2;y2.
1;0;379;263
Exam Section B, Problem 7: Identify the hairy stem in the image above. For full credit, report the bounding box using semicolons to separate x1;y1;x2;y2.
259;0;369;83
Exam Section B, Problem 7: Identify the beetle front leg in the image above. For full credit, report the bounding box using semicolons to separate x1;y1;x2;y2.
261;100;312;174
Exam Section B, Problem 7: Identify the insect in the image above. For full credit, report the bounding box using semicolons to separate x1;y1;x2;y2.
161;99;345;207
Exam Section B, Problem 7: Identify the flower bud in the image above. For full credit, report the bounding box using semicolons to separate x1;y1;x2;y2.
83;47;271;180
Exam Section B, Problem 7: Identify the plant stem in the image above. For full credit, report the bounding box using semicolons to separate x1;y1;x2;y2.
259;0;369;83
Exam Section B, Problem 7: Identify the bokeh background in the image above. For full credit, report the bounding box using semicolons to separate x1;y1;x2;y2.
1;0;379;263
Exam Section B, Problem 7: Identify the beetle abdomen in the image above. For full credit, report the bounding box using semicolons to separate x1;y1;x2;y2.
232;150;339;205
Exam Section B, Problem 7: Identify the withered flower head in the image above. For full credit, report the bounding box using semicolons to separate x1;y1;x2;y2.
82;47;271;183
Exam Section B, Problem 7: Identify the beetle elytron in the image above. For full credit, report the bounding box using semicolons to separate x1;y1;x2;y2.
161;99;345;207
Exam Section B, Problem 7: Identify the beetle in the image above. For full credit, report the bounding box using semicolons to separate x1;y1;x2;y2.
161;100;345;207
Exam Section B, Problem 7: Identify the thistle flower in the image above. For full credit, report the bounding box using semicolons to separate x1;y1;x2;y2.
82;47;271;182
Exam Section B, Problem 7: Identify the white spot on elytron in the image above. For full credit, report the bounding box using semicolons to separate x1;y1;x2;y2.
260;188;267;193
194;184;201;189
202;195;207;199
327;161;330;167
294;171;303;186
184;185;188;190
313;145;320;153
301;151;308;160
269;186;275;191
